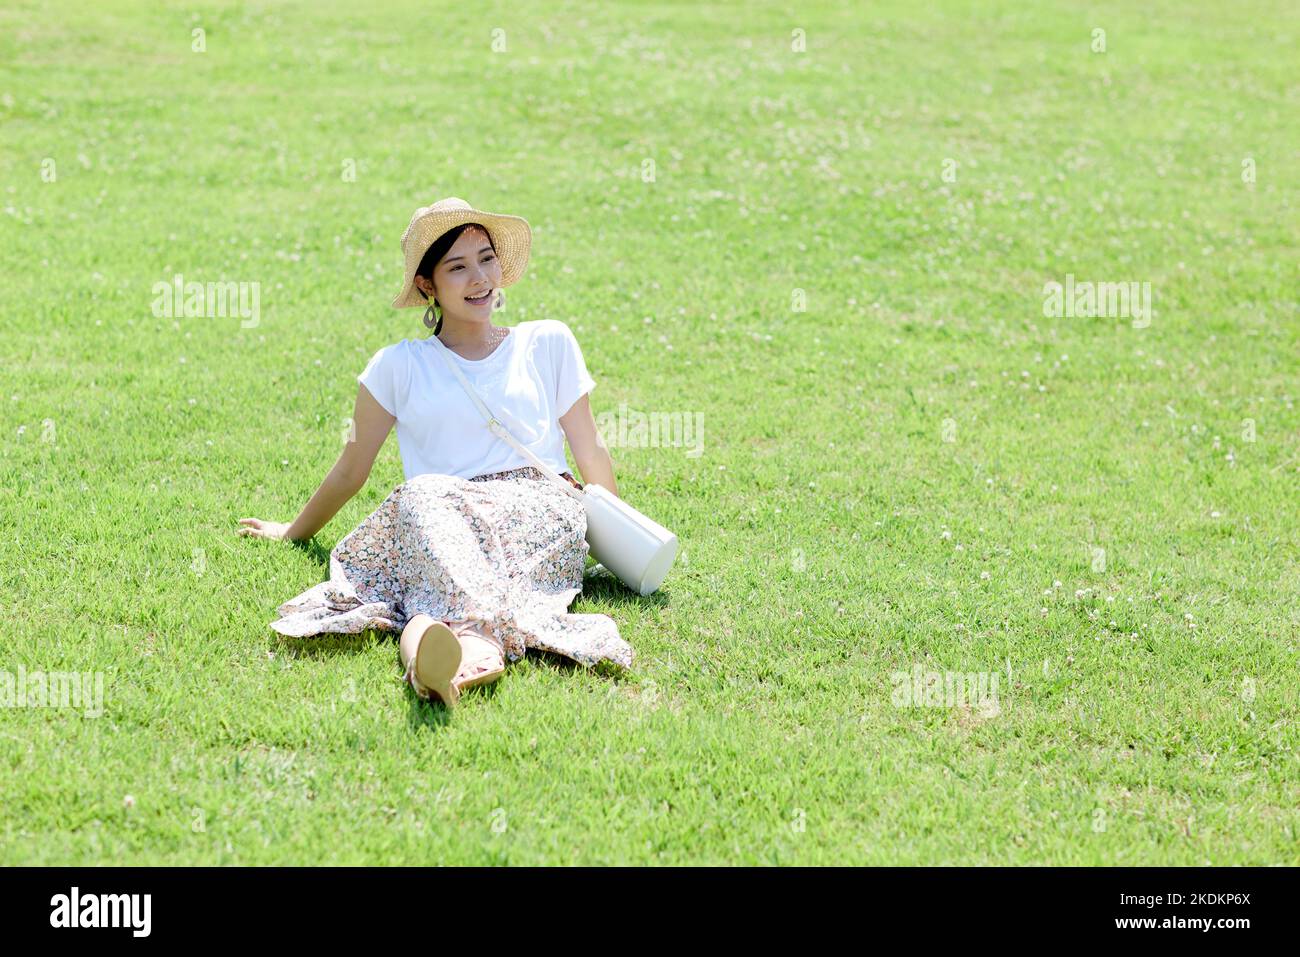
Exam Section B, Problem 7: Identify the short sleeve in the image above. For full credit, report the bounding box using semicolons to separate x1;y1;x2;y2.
550;321;596;418
357;342;402;417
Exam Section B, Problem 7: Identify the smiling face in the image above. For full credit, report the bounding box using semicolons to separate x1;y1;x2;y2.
414;225;502;324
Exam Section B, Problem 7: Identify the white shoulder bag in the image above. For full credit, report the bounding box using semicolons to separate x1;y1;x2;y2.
429;334;679;596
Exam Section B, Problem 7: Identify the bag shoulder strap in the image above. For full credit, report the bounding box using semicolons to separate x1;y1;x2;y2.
428;334;583;501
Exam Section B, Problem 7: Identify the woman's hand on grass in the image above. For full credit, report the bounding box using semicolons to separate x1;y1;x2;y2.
237;518;292;540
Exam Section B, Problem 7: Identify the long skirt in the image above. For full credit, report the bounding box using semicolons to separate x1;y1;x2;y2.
267;466;633;673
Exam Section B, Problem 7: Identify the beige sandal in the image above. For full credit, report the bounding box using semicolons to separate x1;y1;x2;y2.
401;615;464;708
402;616;506;707
449;622;507;692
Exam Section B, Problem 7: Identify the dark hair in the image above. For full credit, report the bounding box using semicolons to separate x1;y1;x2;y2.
416;222;497;335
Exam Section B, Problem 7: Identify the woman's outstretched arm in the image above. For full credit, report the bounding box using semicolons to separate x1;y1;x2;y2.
559;394;618;497
238;383;396;541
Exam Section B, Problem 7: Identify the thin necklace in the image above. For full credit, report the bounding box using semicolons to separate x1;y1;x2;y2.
439;325;508;357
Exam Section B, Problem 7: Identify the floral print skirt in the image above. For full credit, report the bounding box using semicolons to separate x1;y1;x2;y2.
268;467;633;674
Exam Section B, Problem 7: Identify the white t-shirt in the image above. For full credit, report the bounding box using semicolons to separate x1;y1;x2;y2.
357;319;596;481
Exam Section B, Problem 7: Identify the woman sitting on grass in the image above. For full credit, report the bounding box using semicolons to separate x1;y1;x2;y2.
237;198;633;708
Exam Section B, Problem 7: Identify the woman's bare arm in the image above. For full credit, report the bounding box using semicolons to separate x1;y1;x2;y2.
559;394;618;497
238;383;396;541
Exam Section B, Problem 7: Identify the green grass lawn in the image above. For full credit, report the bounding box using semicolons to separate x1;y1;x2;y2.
1;0;1296;865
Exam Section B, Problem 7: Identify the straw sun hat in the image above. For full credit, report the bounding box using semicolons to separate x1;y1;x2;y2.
391;197;532;309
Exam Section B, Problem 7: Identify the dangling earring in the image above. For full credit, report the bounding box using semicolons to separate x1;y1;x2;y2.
494;291;504;310
422;298;439;331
